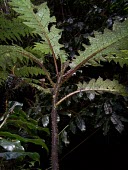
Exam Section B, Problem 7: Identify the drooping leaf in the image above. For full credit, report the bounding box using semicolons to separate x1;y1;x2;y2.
29;83;51;93
0;71;8;85
42;114;49;127
0;45;44;69
7;119;49;135
0;15;34;42
0;132;48;152
0;139;24;152
6;108;50;135
75;116;86;131
104;102;112;115
60;130;70;145
110;113;124;133
69;121;76;134
15;66;44;77
0;151;40;162
102;119;110;135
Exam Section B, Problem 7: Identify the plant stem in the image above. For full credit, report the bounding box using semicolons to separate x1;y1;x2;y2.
51;62;67;170
51;104;59;170
51;75;62;170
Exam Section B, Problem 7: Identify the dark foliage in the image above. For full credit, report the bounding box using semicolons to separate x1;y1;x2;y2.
0;0;128;170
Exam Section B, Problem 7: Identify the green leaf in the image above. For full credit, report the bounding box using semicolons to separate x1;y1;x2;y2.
0;45;46;78
6;108;50;135
9;0;67;63
98;37;128;67
33;42;52;55
7;119;50;135
70;19;128;68
15;66;44;77
60;130;70;145
1;45;43;64
69;121;76;134
75;116;86;131
77;77;127;96
0;139;24;152
0;45;28;71
0;15;34;42
0;132;48;152
0;151;40;162
0;71;8;85
110;113;124;133
29;83;51;93
102;119;110;135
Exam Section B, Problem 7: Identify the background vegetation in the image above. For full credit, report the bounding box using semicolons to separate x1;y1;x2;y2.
0;0;128;170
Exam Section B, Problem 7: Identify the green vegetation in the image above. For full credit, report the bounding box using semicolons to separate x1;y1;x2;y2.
0;0;128;169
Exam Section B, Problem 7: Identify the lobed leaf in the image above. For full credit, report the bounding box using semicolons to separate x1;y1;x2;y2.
0;45;46;76
70;19;128;68
0;15;34;43
15;66;44;77
0;71;8;85
77;77;127;96
9;0;67;63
